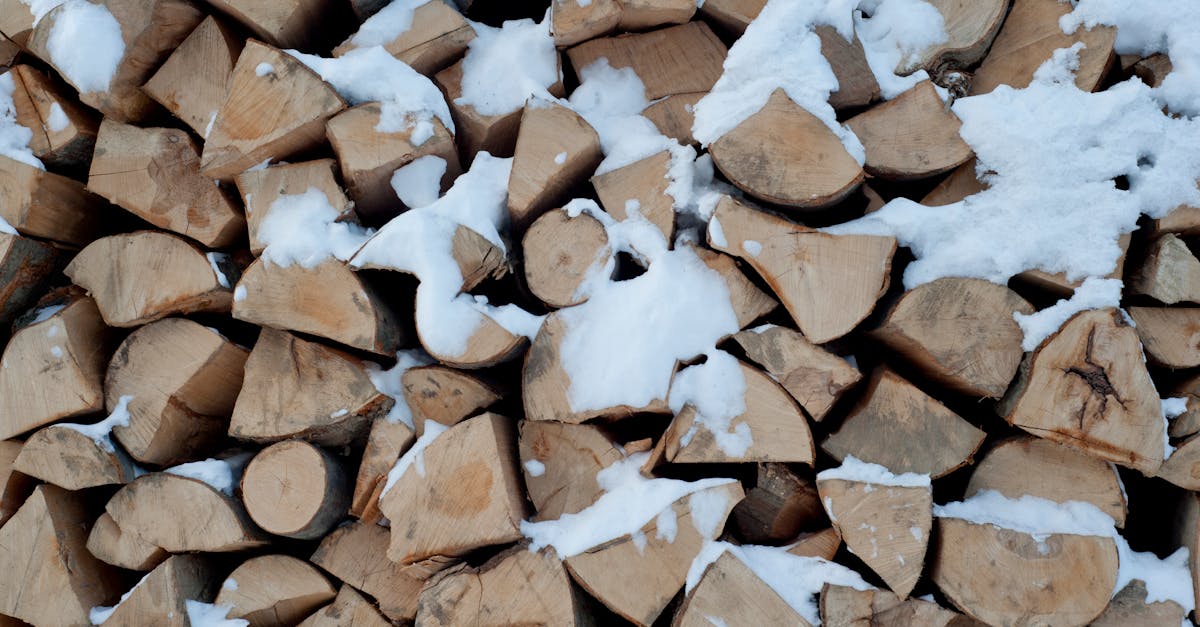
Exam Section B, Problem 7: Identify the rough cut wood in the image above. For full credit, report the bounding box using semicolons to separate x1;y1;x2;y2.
566;22;726;101
642;92;703;144
821;584;970;627
205;0;341;49
0;441;35;529
242;440;350;540
519;421;624;521
13;423;139;490
1092;579;1188;627
100;554;214;626
1127;306;1200;368
696;0;763;36
143;15;243;138
235;159;353;256
732;325;861;422
824;368;986;478
730;463;824;544
1016;233;1132;297
7;64;98;170
846;81;972;180
1155;203;1200;237
787;526;843;560
0;232;58;328
334;0;474;75
86;511;168;572
0;0;39;46
201;39;347;180
0;485;122;626
619;0;696;30
1170;373;1200;439
592;150;675;241
676;551;807;626
351;418;414;523
816;25;879;110
551;0;621;47
1129;233;1200;304
415;297;528;369
711;89;865;207
298;585;391;627
872;277;1033;398
523;208;611;308
0;155;109;246
921;158;986;206
690;245;779;328
354;224;508;292
434;59;566;158
900;0;1009;73
65;231;232;327
508;100;602;230
107;472;267;553
709;195;896;343
217;555;337;626
932;517;1118;626
1175;493;1200;616
1133;53;1173;88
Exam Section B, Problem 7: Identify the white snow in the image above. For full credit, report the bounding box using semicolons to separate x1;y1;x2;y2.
364;349;435;428
204;111;217;139
46;0;124;93
554;151;567;165
184;601;248;627
257;187;373;268
817;455;932;488
0;215;16;235
708;216;726;248
246;158;272;172
668;350;752;458
1013;277;1124;351
1163;397;1187;460
233;285;247;302
20;0;66;25
348;0;429;47
58;396;133;454
381;419;449;495
254;62;273;77
27;303;64;324
457;17;559;117
391;155;446;208
741;240;762;257
206;252;231;288
656;507;678;542
222;578;238;592
89;571;151;625
164;454;251;497
524;459;545;477
855;0;947;98
46;102;68;132
0;73;43;169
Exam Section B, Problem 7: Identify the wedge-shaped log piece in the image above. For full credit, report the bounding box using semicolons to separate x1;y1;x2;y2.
434;59;565;158
107;472;267;553
524;208;612;309
508;100;602;230
846;81;972;181
0;0;39;46
730;462;824;544
1127;306;1200;368
13;423;139;490
0;155;108;246
820;584;970;627
619;0;695;30
403;365;501;435
414;290;528;369
788;527;843;560
690;245;779;328
900;0;1008;73
242;440;350;540
202;40;347;180
351;418;413;523
381;413;527;564
299;586;390;627
873;277;1033;398
233;258;402;355
1006;308;1166;473
712;89;865;207
334;0;474;75
7;64;98;170
921;158;986;206
1129;234;1200;304
697;0;763;36
98;554;215;626
231;329;392;446
566;22;725;100
0;295;114;440
353;223;508;291
0;440;35;528
732;324;861;422
1169;372;1200;438
932;517;1117;626
642;92;702;145
1152;204;1200;237
824;368;985;478
710;195;895;343
87;511;168;571
0;485;123;626
970;0;1115;96
1092;579;1188;627
235;159;352;256
205;0;343;49
1016;233;1131;297
216;555;337;626
0;232;58;328
66;231;232;327
551;0;621;48
519;421;625;521
675;551;809;626
592;150;675;241
143;16;243;138
816;26;879;110
1154;434;1200;490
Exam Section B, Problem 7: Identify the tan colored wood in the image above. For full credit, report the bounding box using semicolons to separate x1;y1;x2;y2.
0;155;109;246
821;584;968;627
0;485;123;626
642;92;702;145
1015;233;1131;298
1169;372;1200;438
591;150;675;241
86;512;167;572
235;159;353;257
970;0;1115;96
403;365;501;434
13;423;139;490
696;0;763;36
551;0;621;47
0;232;58;328
931;517;1118;626
7;64;97;170
689;245;779;328
101;555;215;627
205;0;341;49
710;195;896;343
434;58;565;158
107;472;268;553
519;421;625;521
335;1;474;75
0;441;34;529
351;418;414;521
242;440;350;540
1174;493;1200;616
618;0;695;31
732;325;861;422
823;368;986;478
216;555;336;626
1155;205;1200;237
676;551;808;627
509;100;602;230
0;0;37;47
297;586;390;627
1133;53;1173;88
143;16;243;139
1129;234;1200;304
566;22;726;101
523;208;612;309
1154;433;1200;490
846;81;972;180
65;231;232;327
1128;306;1200;368
414;293;528;369
1092;579;1188;627
201;39;347;180
816;26;879;110
787;527;842;560
712;89;865;207
921;158;986;206
353;223;508;292
901;0;1008;73
0;295;113;440
730;463;823;544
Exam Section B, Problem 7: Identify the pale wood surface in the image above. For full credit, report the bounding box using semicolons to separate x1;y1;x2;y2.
675;551;808;627
642;92;702;145
86;511;168;572
696;0;763;36
821;584;970;627
921;158;986;206
297;586;391;627
335;0;474;76
107;472;268;553
351;418;414;521
618;0;696;31
242;440;349;540
13;424;139;490
551;0;621;47
690;245;779;328
143;15;243;139
404;365;501;434
1128;306;1200;368
0;155;109;246
103;554;214;627
523;208;612;308
1129;233;1200;304
205;0;340;49
732;325;861;422
786;527;842;560
845;80;973;180
216;555;337;626
901;0;1009;72
1092;579;1188;627
434;59;565;158
1169;372;1200;438
0;440;35;529
592;150;675;241
817;26;879;110
508;100;602;230
7;64;97;170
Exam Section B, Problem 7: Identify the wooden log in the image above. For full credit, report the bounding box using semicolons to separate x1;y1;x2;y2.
730;463;824;544
216;555;337;627
696;0;763;36
12;423;139;490
95;554;215;626
787;527;842;560
731;325;861;422
297;586;390;627
566;22;725;101
107;472;268;553
618;0;696;31
709;195;896;343
1005;308;1167;474
1015;233;1131;297
508;99;602;230
204;0;343;50
65;231;233;327
1155;433;1200;489
7;64;98;170
675;551;808;626
201;40;347;181
523;208;612;308
816;25;879;110
845;81;973;181
350;418;414;523
234;159;352;257
241;440;350;540
1155;205;1200;237
334;0;474;76
642;92;702;145
353;223;508;292
1128;306;1200;368
402;365;501;435
900;0;1009;73
689;245;779;328
414;292;528;369
1175;493;1200;617
86;512;168;572
1128;233;1200;304
820;584;971;627
0;485;123;626
921;158;986;206
1092;579;1188;627
0;295;114;440
0;232;58;328
1169;373;1200;439
0;155;109;246
1133;53;1173;88
591;150;675;241
143;15;243;139
823;368;986;478
230;329;391;447
519;421;625;520
551;0;621;47
711;89;865;207
0;440;35;529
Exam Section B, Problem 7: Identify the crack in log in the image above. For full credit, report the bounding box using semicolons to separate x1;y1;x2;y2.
1061;325;1125;431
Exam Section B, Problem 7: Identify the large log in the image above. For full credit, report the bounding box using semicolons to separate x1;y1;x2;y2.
107;471;268;553
235;159;352;256
676;551;809;626
143;15;243;138
1128;233;1200;304
508;99;602;230
522;208;612;308
845;80;973;181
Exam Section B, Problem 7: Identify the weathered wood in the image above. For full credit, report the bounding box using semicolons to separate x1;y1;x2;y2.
520;421;624;521
86;511;168;572
730;463;824;544
334;0;474;75
566;22;725;101
732;325;861;422
551;0;621;47
434;58;565;158
1174;493;1200;616
414;292;528;369
618;0;695;31
1128;306;1200;368
1091;579;1188;627
821;584;970;627
13;423;139;490
107;472;268;553
353;223;508;292
0;155;109;246
235;159;353;257
591;150;675;241
297;586;390;627
900;0;1009;73
143;15;243;138
1133;53;1173;88
523;208;611;308
0;232;58;328
1154;433;1200;490
642;92;702;145
921;158;986;206
676;551;808;627
350;418;413;524
846;81;973;180
1129;233;1200;304
205;0;343;50
242;440;350;540
0;0;38;47
816;26;879;110
508;100;602;230
216;555;337;627
99;555;215;626
1015;233;1131;297
7;64;98;170
0;440;35;529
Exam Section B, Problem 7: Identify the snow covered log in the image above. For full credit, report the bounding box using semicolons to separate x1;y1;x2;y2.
234;158;353;257
591;150;675;240
333;0;474;75
142;15;243;139
93;554;215;626
86;511;168;572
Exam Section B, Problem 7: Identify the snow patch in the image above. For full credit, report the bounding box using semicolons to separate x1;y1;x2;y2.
254;62;273;76
258;187;373;268
817;455;932;488
524;459;545;477
391;155;446;209
1013;278;1123;351
47;0;124;93
668;350;752;458
349;0;429;47
381;420;449;495
457;17;559;117
46;102;68;132
165;454;251;497
184;601;248;627
0;73;44;169
58;395;133;454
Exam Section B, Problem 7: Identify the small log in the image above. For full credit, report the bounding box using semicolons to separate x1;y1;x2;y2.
235;159;353;257
230;329;391;447
823;368;985;478
65;231;233;327
0;440;35;529
618;0;695;30
0;155;109;246
523;208;612;308
7;64;98;170
143;15;242;139
1128;233;1200;304
0;232;58;328
732;324;861;422
1154;434;1200;490
551;0;621;48
107;472;268;553
216;555;337;627
730;463;824;544
566;22;726;101
519;421;625;521
12;423;139;490
696;0;763;36
403;364;501;434
1133;53;1173;88
201;40;347;180
508;99;602;230
1175;493;1200;617
709;195;896;343
241;440;350;540
1169;373;1200;438
787;527;842;560
86;512;168;571
96;554;214;626
351;418;413;522
591;150;675;241
921;158;986;206
1128;306;1200;368
711;89;865;207
642;92;702;144
676;551;808;626
334;0;474;76
434;58;566;158
899;0;1008;73
820;584;970;627
1091;579;1188;627
689;245;779;328
845;81;973;180
298;586;390;627
205;0;343;50
353;223;508;291
816;26;879;110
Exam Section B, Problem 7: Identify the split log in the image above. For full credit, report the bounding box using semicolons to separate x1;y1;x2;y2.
216;555;337;627
65;231;233;327
709;195;896;343
696;0;763;36
143;15;243;138
0;155;109;246
0;295;114;440
523;208;612;308
0;440;35;528
1169;373;1200;438
334;0;474;75
7;64;98;170
232;259;402;355
689;245;779;327
732;325;861;422
519;421;625;520
87;512;168;571
845;81;972;181
241;440;350;540
642;92;702;144
899;0;1009;73
1128;233;1200;304
0;0;38;46
820;584;971;627
565;22;725;101
205;0;343;50
591;150;675;241
711;89;865;207
106;472;268;553
402;364;501;435
508;99;602;230
816;26;879;110
823;368;986;478
1127;306;1200;368
1091;579;1188;627
235;159;353;257
353;223;508;292
551;0;621;48
230;329;391;446
0;232;58;328
730;463;824;544
12;423;139;490
0;485;123;626
201;40;347;180
618;0;696;31
350;418;413;522
970;0;1115;96
1005;308;1166;474
1155;205;1200;237
413;291;528;369
1016;233;1131;297
676;551;808;626
872;277;1033;398
921;158;986;206
298;586;390;627
97;554;215;626
787;527;842;560
434;59;565;158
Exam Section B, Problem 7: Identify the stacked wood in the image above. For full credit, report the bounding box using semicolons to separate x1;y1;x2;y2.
86;511;168;571
434;60;565;158
845;80;973;180
7;64;98;170
107;471;268;553
95;554;214;625
216;555;337;625
334;1;474;74
729;463;824;544
143;15;243;138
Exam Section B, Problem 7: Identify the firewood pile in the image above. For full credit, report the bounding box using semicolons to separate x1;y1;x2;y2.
2;0;1200;625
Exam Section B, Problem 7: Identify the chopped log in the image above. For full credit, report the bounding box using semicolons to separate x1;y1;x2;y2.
65;231;232;327
434;59;565;158
618;0;696;31
970;0;1115;96
696;0;763;36
931;517;1118;626
97;554;215;626
676;551;808;626
0;232;58;328
689;245;779;328
899;0;1008;73
241;440;350;540
730;463;824;544
823;368;986;478
1129;233;1200;304
1155;205;1200;237
7;64;98;170
566;22;726;101
12;423;139;490
297;586;390;627
232;259;402;355
508;99;602;230
642;92;702;145
1015;233;1131;297
326;102;460;223
731;325;861;422
1133;53;1173;88
1005;308;1166;474
1128;306;1200;368
0;440;35;529
1174;493;1200;616
231;329;390;446
352;223;508;292
845;81;972;181
143;16;243;139
201;40;347;180
921;158;986;206
351;418;414;522
0;485;123;626
787;527;842;560
235;159;352;257
1169;372;1200;438
86;511;168;571
1154;434;1200;490
711;89;865;207
205;0;342;50
816;26;879;110
403;364;501;434
414;291;528;369
591;150;675;241
216;555;337;627
820;584;970;627
522;208;612;308
0;295;113;440
0;155;109;246
872;277;1033;398
334;1;474;75
519;421;625;520
0;0;38;46
380;413;527;563
709;195;896;343
551;0;621;48
107;471;268;553
967;437;1127;527
1091;579;1188;627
